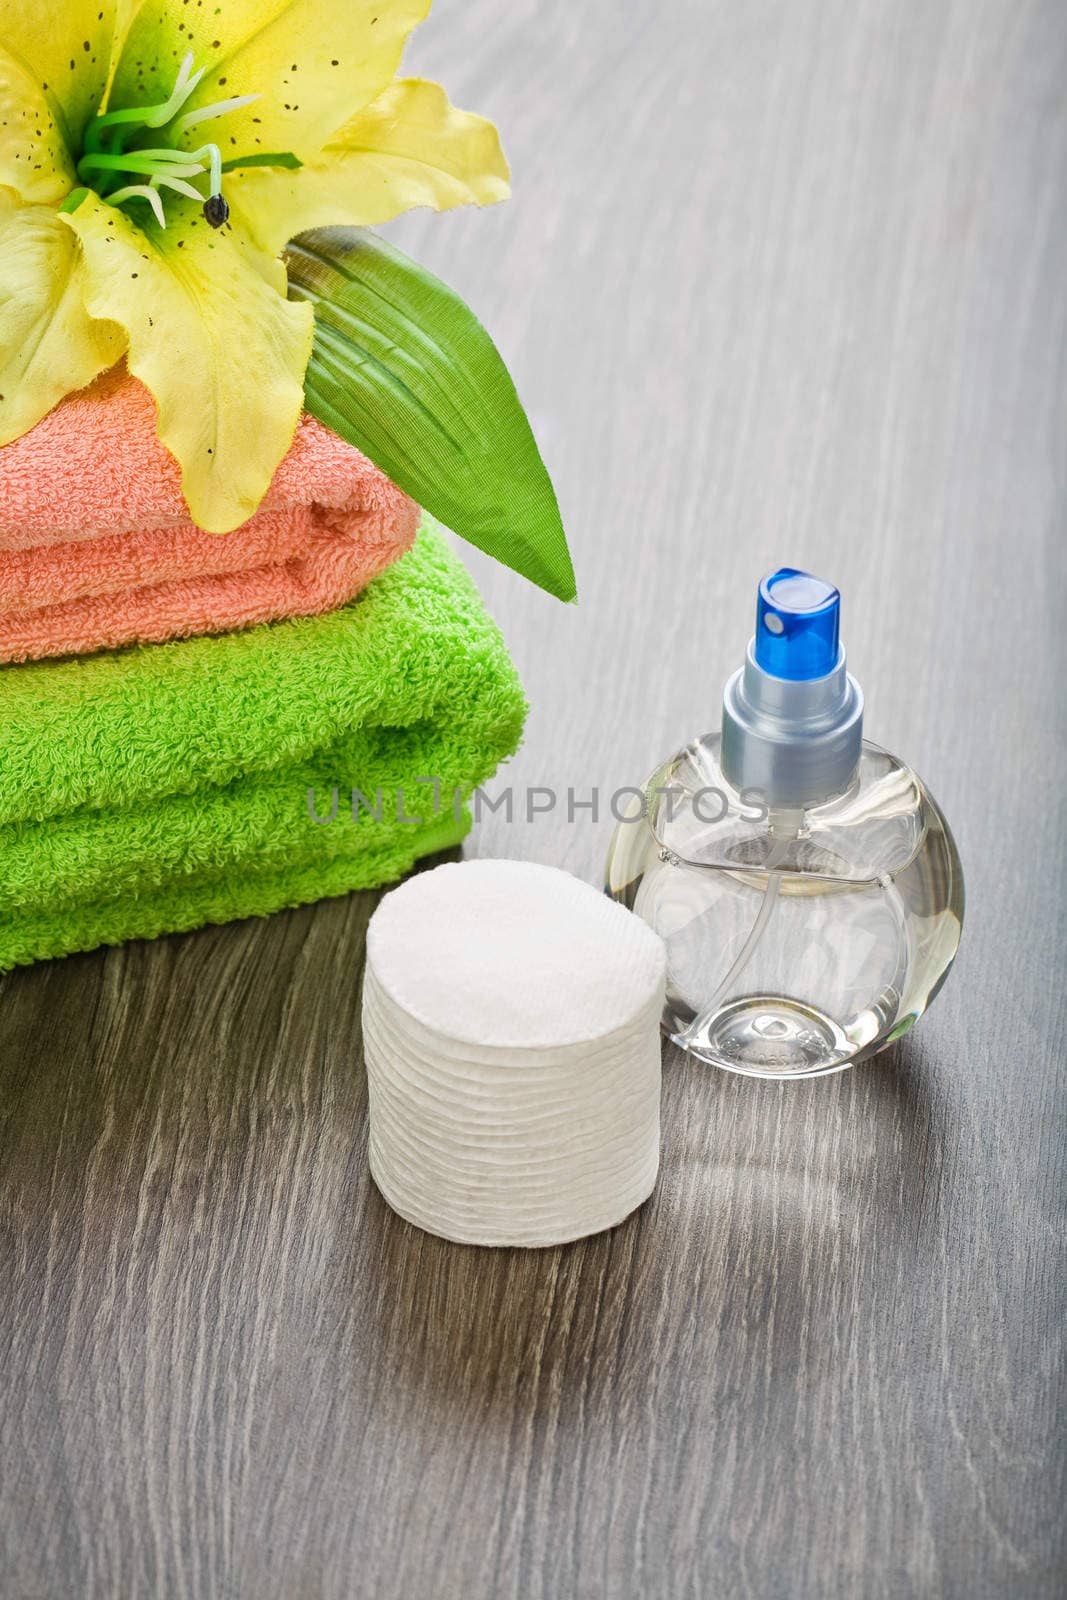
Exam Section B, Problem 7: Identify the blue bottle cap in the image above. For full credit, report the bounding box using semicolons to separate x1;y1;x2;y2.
755;567;840;681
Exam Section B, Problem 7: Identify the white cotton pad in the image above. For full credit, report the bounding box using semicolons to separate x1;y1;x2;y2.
363;859;667;1247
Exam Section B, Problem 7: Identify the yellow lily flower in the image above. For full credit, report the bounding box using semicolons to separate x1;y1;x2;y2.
0;1;509;531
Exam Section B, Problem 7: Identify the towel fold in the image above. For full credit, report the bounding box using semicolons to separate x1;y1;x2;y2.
0;519;526;971
0;367;419;663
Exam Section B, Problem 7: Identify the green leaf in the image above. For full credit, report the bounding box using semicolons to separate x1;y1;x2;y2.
283;227;575;603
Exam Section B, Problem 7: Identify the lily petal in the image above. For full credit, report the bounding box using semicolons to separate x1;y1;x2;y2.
0;188;124;447
62;192;315;532
104;1;146;106
112;0;431;162
2;1;126;151
0;45;77;203
227;79;509;256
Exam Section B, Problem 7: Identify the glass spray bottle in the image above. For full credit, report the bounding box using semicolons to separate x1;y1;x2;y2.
605;569;964;1078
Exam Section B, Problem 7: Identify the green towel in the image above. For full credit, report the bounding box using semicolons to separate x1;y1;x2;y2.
0;518;526;972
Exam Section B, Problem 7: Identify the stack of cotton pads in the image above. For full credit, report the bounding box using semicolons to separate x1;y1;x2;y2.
363;859;667;1247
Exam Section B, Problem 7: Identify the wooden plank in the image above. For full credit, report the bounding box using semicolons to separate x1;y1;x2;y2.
1;0;1064;1593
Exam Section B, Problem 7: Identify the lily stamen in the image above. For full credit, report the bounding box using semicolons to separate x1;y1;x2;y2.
179;143;237;227
150;174;207;203
78;151;208;181
182;143;224;199
83;51;205;154
170;94;260;142
104;184;167;228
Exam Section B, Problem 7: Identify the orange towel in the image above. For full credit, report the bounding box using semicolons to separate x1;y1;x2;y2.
0;366;419;663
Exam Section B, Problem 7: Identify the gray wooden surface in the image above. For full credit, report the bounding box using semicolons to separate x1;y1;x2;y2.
1;0;1065;1595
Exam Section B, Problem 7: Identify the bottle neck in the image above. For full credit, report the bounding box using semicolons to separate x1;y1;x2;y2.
721;638;864;810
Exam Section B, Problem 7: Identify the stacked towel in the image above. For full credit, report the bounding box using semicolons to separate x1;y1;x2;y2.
0;368;419;663
0;520;526;972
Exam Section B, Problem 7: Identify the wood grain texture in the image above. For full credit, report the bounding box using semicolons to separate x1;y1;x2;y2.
1;0;1065;1595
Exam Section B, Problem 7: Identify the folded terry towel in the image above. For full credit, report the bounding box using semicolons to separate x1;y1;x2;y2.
0;519;526;972
0;367;418;663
